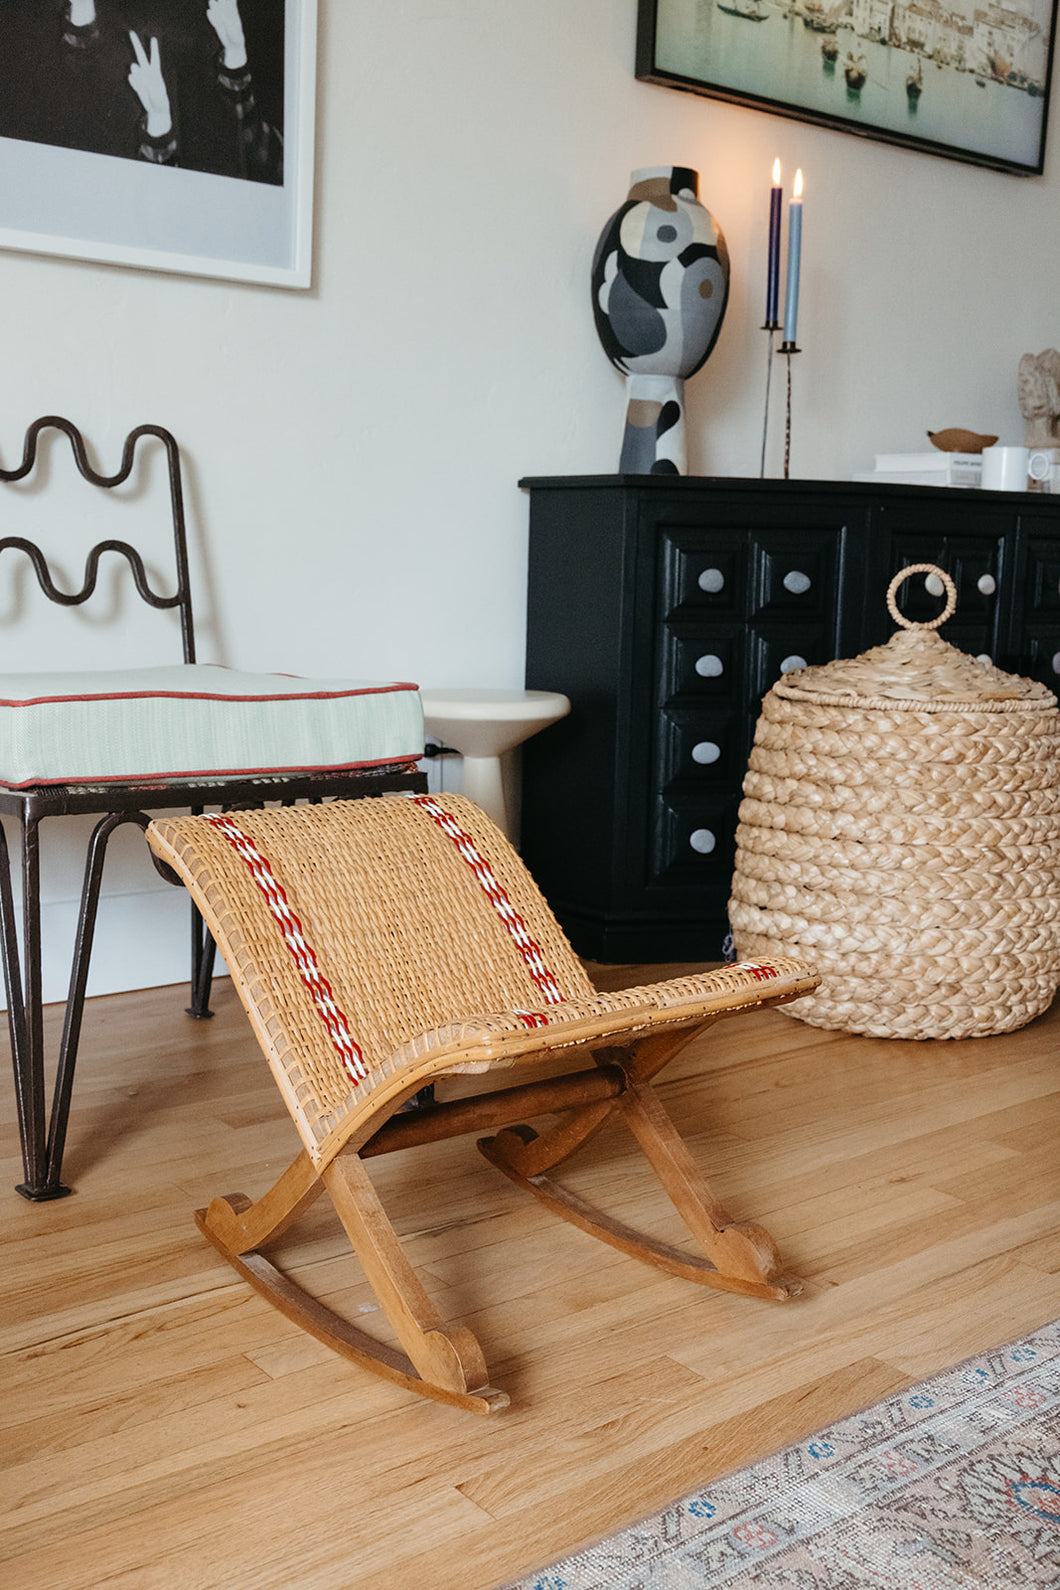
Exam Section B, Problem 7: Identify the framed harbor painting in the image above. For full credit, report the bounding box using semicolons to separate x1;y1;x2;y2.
0;0;316;286
636;0;1057;175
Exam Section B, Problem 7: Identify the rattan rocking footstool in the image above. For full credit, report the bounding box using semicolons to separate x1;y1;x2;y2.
147;794;818;1413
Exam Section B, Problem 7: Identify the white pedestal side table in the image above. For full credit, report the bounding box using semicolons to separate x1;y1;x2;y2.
419;688;571;841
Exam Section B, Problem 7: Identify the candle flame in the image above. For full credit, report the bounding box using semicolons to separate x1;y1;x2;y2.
794;168;804;199
772;158;781;185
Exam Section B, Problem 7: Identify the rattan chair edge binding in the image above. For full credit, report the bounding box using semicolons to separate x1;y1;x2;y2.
387;960;813;1071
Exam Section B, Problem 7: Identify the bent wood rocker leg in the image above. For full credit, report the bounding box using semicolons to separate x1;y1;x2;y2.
325;1151;508;1413
195;1149;325;1254
197;1145;508;1415
480;1027;800;1302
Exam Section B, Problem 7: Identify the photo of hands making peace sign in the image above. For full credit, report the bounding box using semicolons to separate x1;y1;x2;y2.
0;0;285;185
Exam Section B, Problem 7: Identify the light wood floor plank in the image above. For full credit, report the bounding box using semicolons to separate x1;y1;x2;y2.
0;975;1056;1590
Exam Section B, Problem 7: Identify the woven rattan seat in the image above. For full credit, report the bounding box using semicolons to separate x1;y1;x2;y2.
148;792;818;1413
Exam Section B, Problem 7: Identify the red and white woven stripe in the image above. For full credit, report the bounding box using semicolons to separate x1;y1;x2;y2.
741;961;780;982
413;795;563;1007
511;1009;550;1029
204;813;368;1085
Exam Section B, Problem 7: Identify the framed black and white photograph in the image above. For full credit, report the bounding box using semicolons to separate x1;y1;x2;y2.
0;0;316;286
637;0;1057;175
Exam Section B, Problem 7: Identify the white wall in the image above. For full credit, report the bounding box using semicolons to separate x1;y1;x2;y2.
1;0;1058;1001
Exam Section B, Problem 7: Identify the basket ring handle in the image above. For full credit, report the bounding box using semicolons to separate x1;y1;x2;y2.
886;563;957;631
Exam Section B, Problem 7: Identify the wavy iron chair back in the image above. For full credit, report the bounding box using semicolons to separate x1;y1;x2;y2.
0;414;195;658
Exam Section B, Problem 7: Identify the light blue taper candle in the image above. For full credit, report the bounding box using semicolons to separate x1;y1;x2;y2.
782;169;803;345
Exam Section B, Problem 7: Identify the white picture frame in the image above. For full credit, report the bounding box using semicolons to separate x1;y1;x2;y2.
0;0;316;288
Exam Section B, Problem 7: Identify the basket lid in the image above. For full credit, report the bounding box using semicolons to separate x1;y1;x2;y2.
775;564;1058;713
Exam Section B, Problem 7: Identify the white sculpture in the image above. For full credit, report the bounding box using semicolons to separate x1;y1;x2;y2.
1018;349;1060;447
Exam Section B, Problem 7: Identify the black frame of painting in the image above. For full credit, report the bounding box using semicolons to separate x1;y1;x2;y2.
636;0;1057;176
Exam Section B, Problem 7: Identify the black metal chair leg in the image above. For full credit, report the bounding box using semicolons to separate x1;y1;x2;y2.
185;803;216;1020
40;812;154;1198
187;902;217;1019
185;797;266;1019
0;820;32;1180
12;813;56;1199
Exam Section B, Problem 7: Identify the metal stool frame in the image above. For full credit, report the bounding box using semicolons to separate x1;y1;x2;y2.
0;417;423;1201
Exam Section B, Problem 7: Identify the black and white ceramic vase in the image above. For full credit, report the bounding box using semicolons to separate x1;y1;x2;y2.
591;167;729;475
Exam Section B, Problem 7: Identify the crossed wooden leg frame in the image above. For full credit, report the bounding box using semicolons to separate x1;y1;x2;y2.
197;1021;803;1416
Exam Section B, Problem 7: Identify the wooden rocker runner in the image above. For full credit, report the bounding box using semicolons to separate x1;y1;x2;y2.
147;794;819;1414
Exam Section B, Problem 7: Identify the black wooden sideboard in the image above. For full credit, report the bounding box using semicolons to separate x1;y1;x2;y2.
520;474;1060;964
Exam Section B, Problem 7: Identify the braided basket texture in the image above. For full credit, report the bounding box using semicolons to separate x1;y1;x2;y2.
729;565;1060;1039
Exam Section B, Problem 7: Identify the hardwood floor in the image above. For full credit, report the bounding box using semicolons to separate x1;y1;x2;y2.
1;969;1057;1590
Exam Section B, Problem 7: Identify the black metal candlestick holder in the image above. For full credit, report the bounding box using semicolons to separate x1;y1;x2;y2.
759;320;781;478
779;341;800;480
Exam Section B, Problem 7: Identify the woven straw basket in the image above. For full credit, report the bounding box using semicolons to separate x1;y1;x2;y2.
729;564;1060;1039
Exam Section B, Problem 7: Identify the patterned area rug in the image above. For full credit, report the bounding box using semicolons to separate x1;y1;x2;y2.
503;1321;1060;1589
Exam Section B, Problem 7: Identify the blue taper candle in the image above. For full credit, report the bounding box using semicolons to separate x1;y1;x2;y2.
782;169;803;345
766;158;782;326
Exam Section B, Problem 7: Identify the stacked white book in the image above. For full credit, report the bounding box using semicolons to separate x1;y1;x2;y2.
853;451;982;488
